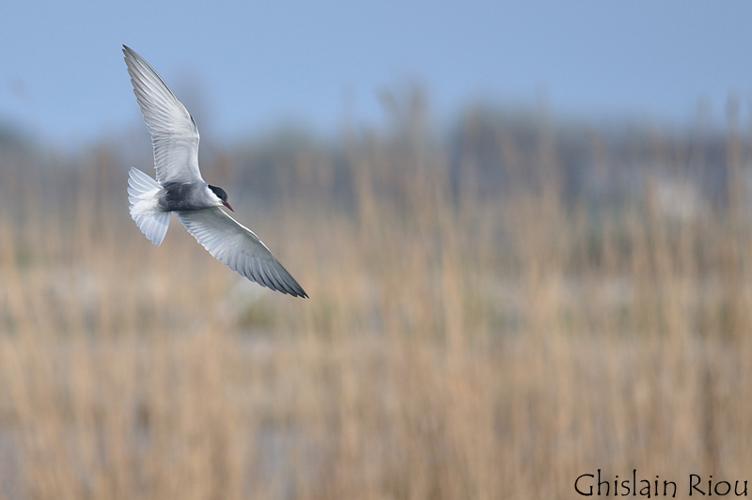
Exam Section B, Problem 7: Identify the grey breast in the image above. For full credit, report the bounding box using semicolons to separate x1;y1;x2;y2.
158;182;215;212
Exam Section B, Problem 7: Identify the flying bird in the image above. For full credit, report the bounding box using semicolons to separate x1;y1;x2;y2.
122;45;308;298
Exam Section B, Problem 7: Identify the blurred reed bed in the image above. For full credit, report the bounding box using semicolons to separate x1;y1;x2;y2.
1;96;752;499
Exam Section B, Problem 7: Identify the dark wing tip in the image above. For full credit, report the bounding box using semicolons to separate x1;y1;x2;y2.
289;284;309;299
122;45;146;67
271;273;309;299
294;281;309;299
242;257;308;299
285;289;309;299
279;267;308;299
266;263;308;299
122;45;138;67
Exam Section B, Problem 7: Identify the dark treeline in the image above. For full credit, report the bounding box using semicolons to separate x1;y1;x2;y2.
1;95;748;219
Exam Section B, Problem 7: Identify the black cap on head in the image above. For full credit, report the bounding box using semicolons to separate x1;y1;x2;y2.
208;185;228;202
208;185;234;211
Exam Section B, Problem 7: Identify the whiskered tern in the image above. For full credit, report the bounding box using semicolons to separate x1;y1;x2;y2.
123;45;307;298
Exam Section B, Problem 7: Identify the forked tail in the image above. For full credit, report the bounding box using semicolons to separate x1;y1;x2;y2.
127;168;170;246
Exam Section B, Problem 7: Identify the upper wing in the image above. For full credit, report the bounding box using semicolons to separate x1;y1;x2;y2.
178;208;308;298
123;45;203;184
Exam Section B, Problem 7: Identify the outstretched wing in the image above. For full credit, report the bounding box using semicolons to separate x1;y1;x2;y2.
178;208;308;298
123;45;203;184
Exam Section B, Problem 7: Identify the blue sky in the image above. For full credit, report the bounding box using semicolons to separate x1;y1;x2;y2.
0;0;750;145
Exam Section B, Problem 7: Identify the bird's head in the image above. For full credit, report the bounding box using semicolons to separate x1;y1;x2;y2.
208;185;233;211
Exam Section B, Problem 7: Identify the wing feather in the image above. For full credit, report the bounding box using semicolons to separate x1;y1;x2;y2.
123;45;203;184
178;208;308;298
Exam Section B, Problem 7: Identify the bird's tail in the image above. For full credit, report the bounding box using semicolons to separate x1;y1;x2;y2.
128;168;170;246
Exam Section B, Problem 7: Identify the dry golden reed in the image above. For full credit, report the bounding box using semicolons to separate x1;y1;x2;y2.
0;101;751;499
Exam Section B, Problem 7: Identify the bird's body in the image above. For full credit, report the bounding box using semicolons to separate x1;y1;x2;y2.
159;181;218;211
123;45;308;298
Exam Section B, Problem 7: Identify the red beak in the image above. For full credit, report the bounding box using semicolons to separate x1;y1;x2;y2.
223;201;234;212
